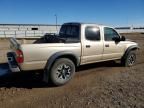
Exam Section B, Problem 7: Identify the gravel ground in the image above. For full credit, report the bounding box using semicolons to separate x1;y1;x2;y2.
0;33;144;108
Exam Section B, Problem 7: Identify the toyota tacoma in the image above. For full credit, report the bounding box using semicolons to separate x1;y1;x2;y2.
7;22;139;86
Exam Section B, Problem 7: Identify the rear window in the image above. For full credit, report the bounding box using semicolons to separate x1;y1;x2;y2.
59;25;80;39
85;26;100;41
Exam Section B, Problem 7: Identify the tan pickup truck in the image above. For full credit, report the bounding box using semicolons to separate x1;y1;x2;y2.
7;22;139;86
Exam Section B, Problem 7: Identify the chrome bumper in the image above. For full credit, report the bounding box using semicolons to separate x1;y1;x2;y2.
7;52;20;72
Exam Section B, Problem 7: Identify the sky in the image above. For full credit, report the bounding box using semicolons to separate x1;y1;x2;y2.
0;0;143;27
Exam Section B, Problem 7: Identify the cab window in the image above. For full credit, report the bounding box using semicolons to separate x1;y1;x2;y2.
85;26;100;41
104;27;120;41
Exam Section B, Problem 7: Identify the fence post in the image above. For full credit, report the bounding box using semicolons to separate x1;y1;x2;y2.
4;31;6;38
15;31;16;38
34;31;35;37
25;31;26;37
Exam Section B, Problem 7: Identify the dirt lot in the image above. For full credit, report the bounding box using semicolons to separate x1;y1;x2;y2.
0;33;144;108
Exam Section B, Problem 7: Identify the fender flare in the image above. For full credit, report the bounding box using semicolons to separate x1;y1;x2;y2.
45;51;80;72
122;45;139;60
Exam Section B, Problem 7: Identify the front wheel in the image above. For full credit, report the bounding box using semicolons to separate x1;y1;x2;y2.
50;58;75;86
121;51;136;67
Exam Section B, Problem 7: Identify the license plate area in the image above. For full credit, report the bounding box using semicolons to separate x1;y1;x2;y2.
7;52;18;68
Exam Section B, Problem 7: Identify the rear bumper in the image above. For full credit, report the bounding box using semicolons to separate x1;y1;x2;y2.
7;52;20;72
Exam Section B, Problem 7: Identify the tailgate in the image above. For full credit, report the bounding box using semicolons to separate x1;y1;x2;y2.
9;37;24;64
8;38;23;72
9;37;20;50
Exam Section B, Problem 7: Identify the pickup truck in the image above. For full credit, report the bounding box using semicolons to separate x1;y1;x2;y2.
7;22;139;86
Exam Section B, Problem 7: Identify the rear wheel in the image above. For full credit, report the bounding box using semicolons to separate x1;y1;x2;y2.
121;51;136;67
50;58;75;86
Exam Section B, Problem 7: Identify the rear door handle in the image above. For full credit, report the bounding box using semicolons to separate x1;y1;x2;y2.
86;45;91;48
105;44;109;47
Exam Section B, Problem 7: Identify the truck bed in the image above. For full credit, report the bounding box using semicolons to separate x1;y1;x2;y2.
9;36;81;71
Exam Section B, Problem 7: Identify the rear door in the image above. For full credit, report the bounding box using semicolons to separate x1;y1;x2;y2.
81;25;104;64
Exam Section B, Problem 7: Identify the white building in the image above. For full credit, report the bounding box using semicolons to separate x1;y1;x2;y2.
0;24;61;38
0;24;144;38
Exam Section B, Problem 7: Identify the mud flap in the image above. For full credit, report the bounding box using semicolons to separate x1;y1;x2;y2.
43;70;49;83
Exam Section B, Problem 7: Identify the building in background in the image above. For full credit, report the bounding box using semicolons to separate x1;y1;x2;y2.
115;26;144;33
0;24;61;38
0;24;144;38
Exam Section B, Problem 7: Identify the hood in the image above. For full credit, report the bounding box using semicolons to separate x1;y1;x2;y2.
126;38;136;42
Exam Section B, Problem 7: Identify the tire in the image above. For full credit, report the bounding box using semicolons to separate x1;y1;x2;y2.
121;51;136;67
50;58;75;86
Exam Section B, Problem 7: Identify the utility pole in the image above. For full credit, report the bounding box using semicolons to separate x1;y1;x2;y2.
55;14;58;34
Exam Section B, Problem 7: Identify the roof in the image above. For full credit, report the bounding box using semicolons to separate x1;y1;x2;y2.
0;24;61;26
63;22;110;28
0;22;111;28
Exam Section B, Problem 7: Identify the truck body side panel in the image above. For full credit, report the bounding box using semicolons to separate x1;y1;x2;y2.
20;43;81;71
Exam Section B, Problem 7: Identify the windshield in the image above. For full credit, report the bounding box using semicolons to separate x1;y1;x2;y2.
59;25;80;40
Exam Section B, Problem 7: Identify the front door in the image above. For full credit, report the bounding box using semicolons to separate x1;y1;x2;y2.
103;27;125;60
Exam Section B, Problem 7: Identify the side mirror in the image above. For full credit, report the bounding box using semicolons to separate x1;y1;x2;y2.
121;36;126;41
112;36;121;42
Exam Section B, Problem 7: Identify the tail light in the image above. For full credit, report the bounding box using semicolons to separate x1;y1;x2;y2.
16;50;24;63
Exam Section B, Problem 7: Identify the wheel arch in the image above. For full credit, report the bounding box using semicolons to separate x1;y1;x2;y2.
122;45;139;60
45;51;80;72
